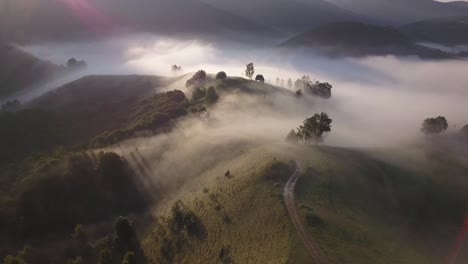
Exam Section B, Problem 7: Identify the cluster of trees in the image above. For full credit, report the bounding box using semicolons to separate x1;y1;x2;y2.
90;90;189;147
171;65;182;73
147;201;204;263
191;86;219;104
3;216;144;264
0;151;149;263
185;70;207;88
287;112;333;144
1;99;21;112
275;78;292;88
189;86;219;113
245;63;255;79
293;76;332;99
66;58;87;69
421;116;448;136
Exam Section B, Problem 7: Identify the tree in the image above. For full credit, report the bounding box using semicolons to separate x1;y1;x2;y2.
287;78;293;89
98;249;112;264
3;256;25;264
421;116;448;136
296;89;303;97
72;224;87;245
122;252;136;264
294;78;303;89
67;58;78;68
215;71;227;80
276;77;280;86
185;70;207;88
191;87;206;102
245;63;255;80
285;129;299;144
1;99;21;112
255;74;265;82
308;81;332;99
67;58;87;69
67;257;84;264
115;217;134;246
205;86;219;104
297;113;332;144
171;65;182;73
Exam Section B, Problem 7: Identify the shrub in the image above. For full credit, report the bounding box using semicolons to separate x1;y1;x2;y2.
185;70;207;88
215;71;227;80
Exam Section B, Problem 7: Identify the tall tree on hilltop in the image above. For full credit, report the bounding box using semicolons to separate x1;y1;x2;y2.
245;63;255;80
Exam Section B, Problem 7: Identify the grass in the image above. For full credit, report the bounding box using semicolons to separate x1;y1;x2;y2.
293;145;468;264
142;146;310;263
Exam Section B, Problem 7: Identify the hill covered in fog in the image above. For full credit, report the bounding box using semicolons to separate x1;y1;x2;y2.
324;0;468;25
0;43;66;98
201;0;367;34
280;22;459;58
400;16;468;46
2;0;468;44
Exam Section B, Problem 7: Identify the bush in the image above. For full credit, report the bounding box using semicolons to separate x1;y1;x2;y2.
255;74;265;82
307;81;332;99
215;71;227;80
185;70;207;88
205;86;219;104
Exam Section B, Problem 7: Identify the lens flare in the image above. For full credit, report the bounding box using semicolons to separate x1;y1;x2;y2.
60;0;113;34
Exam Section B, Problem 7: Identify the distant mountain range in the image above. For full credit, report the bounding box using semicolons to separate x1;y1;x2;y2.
200;0;368;34
400;16;468;46
324;0;468;25
280;22;465;58
2;0;468;44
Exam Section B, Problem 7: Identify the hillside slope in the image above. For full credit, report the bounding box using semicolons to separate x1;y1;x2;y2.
141;147;312;263
324;0;466;25
280;22;453;58
201;0;365;34
400;16;468;46
293;145;468;264
0;43;65;98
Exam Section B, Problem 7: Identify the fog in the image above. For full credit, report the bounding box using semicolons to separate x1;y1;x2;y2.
20;34;468;151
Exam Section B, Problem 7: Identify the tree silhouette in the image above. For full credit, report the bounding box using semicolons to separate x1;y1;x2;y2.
308;81;332;99
122;252;136;264
97;249;112;264
285;129;299;144
297;113;332;144
294;79;303;89
421;116;448;136
287;78;293;89
215;71;227;80
245;63;255;80
205;86;219;104
255;74;265;82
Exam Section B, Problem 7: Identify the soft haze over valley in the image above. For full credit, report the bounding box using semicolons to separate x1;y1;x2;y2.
0;1;467;263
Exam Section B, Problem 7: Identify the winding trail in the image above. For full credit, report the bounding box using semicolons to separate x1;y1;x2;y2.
284;161;328;264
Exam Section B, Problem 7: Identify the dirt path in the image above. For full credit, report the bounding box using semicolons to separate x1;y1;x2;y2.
284;161;328;264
